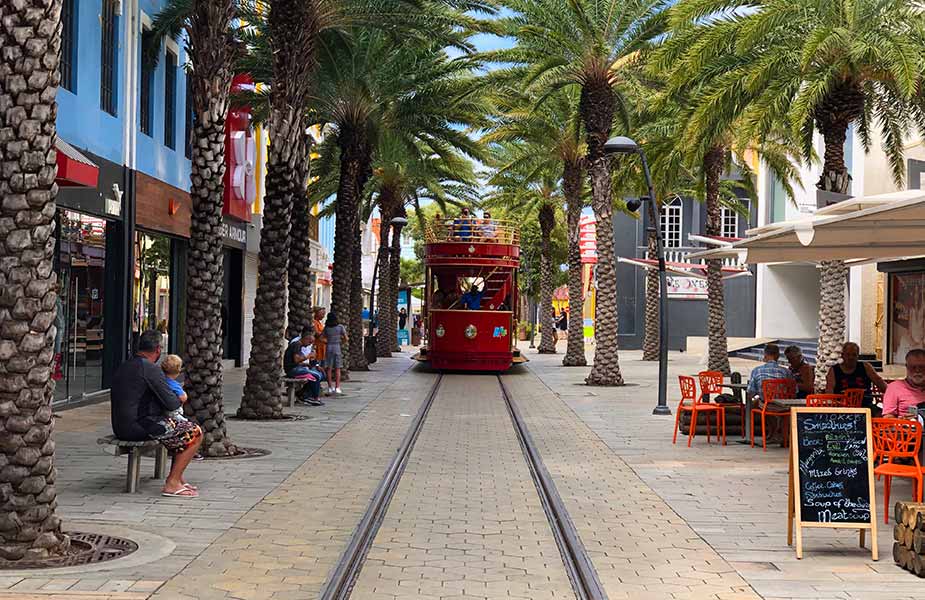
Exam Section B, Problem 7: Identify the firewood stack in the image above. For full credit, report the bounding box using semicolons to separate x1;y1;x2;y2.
892;502;925;577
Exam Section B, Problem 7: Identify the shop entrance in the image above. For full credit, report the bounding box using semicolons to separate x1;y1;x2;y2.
222;247;243;364
54;211;108;403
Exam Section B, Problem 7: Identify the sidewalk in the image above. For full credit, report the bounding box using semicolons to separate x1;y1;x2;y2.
0;356;415;598
522;344;922;600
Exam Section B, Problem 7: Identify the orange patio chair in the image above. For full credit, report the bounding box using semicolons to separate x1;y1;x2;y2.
674;375;726;447
752;379;797;451
842;388;865;408
872;418;924;523
805;393;846;408
700;370;745;432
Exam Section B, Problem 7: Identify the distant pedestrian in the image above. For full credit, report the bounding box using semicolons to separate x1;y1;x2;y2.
322;312;348;395
312;307;327;364
398;307;408;331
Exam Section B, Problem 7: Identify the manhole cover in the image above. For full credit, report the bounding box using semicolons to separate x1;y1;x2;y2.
0;532;137;570
201;447;271;460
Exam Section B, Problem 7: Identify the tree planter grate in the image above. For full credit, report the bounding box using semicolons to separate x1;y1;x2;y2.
200;447;271;460
0;532;137;570
228;414;308;422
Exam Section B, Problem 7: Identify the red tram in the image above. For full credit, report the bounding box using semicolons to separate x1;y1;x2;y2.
414;216;525;371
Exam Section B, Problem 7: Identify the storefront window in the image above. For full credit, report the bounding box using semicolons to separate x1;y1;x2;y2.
54;211;108;403
889;272;925;362
133;231;173;351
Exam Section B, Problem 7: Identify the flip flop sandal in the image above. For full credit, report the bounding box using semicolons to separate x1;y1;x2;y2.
182;483;198;491
162;487;199;498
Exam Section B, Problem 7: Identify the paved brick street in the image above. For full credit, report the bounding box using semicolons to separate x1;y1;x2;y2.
2;345;921;599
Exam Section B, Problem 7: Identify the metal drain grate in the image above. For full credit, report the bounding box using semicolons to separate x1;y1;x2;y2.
0;531;138;570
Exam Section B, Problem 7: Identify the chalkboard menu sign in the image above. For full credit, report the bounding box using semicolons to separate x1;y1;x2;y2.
788;407;878;560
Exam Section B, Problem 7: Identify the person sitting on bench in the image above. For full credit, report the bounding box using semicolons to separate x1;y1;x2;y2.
110;330;203;498
284;329;323;406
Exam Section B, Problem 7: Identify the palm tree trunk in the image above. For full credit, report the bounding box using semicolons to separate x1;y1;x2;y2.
184;0;238;455
562;163;587;366
388;207;406;352
580;82;624;386
0;0;69;561
349;219;369;370
286;136;313;341
642;230;659;361
376;195;396;357
330;134;370;371
812;88;862;390
239;0;317;419
538;202;557;353
704;146;730;374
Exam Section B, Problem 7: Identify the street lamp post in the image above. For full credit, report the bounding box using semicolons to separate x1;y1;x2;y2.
365;215;408;365
604;136;671;416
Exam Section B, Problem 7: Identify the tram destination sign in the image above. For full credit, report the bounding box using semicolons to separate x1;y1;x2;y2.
787;408;877;560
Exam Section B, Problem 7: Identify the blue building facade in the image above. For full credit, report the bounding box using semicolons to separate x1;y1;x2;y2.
53;0;197;405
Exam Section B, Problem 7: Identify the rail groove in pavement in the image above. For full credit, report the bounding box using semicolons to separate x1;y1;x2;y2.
321;372;607;600
498;375;609;600
320;374;445;600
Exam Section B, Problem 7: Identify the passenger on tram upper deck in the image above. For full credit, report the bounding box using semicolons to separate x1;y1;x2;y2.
479;211;497;241
454;207;473;240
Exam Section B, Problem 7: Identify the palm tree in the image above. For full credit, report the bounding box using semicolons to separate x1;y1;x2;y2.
0;0;69;562
484;88;587;363
286;134;314;341
145;0;240;454
486;157;562;354
668;0;925;388
494;0;668;385
306;29;489;370
238;0;319;419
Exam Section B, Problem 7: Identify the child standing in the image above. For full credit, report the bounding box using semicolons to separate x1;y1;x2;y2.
322;312;348;395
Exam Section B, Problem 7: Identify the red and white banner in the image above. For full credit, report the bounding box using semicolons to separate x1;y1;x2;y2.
579;215;597;264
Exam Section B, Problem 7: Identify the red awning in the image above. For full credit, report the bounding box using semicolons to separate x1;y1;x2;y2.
55;138;99;188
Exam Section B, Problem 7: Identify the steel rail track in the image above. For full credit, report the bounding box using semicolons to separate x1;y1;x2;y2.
497;375;609;600
319;373;444;600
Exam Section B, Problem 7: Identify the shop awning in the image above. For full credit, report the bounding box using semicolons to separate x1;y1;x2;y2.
55;137;99;188
688;190;925;264
618;257;751;280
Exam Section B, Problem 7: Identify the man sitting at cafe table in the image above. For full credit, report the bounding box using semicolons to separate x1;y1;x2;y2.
785;345;814;399
746;343;793;402
882;348;925;418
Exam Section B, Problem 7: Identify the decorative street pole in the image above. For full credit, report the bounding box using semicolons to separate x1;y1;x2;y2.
604;136;671;416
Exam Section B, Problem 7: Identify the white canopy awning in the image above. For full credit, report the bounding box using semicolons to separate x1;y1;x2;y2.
688;190;925;264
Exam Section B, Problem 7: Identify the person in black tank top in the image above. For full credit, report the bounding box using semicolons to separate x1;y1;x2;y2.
825;341;887;409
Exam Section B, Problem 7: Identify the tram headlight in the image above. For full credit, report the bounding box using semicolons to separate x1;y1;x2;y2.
435;325;445;338
464;324;477;339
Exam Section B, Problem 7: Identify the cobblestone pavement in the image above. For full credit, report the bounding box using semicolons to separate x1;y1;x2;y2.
504;367;760;600
0;357;415;599
523;345;923;600
351;375;575;600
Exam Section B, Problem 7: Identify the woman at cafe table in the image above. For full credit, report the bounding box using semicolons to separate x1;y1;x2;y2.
881;348;925;418
785;345;814;399
825;341;887;412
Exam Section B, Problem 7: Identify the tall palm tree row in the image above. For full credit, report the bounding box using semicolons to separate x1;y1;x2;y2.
239;0;320;419
0;0;70;561
493;0;668;385
666;0;925;389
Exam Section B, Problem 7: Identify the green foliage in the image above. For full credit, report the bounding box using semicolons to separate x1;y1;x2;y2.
400;257;424;286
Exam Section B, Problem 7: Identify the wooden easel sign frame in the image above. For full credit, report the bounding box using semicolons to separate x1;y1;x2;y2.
787;407;878;560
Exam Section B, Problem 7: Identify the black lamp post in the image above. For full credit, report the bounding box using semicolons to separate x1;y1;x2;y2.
365;215;408;364
604;135;671;416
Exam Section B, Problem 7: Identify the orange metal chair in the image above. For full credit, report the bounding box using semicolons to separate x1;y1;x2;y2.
674;375;726;447
752;379;796;451
842;388;865;408
872;418;924;523
805;393;846;408
699;370;745;424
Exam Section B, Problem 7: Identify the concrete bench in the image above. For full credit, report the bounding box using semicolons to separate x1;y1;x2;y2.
97;435;168;493
282;377;306;407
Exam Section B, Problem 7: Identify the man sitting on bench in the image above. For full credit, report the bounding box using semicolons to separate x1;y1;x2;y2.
284;328;324;406
110;330;203;498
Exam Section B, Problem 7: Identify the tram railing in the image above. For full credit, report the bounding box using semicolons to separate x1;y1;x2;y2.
425;217;520;245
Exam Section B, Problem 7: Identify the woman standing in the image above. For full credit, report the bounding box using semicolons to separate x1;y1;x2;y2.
322;312;348;395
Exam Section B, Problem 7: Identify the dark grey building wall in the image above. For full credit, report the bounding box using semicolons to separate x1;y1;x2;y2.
612;196;757;351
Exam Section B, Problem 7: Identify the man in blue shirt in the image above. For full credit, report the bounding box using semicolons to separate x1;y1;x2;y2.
747;343;794;401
